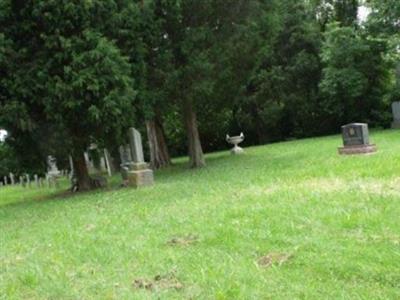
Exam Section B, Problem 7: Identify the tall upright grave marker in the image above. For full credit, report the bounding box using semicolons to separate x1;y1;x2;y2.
392;102;400;129
121;128;154;188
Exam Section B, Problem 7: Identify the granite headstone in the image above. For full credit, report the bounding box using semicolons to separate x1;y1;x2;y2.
338;123;377;155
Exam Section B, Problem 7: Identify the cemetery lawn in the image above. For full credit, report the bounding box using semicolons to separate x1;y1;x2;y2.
1;130;400;300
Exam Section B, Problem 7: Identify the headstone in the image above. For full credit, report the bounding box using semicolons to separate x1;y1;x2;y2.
338;123;377;155
19;176;24;187
119;145;130;181
104;149;113;177
128;128;145;163
47;156;61;176
26;174;31;187
9;173;15;185
100;156;107;173
47;155;60;187
3;176;7;185
119;144;132;164
39;178;44;188
392;102;400;129
34;174;39;187
121;128;154;188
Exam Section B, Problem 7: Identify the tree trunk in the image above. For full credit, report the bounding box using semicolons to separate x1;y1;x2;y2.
72;152;92;191
183;99;205;168
146;113;171;169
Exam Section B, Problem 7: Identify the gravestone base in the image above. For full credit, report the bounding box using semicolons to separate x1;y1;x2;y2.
338;144;377;155
126;163;154;188
391;121;400;129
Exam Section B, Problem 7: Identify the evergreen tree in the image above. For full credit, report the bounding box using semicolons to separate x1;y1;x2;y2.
0;1;135;190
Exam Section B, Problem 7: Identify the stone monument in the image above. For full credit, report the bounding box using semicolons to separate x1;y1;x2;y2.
104;149;114;177
338;123;377;155
392;102;400;129
3;176;7;185
47;156;61;176
47;155;60;187
119;144;133;181
122;128;154;188
9;173;15;185
226;132;245;155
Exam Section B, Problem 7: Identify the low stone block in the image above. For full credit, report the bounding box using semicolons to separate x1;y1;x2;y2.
338;144;377;155
127;169;154;188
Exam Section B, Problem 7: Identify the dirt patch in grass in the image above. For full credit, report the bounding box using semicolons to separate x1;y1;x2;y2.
133;271;183;291
167;234;199;246
257;252;292;268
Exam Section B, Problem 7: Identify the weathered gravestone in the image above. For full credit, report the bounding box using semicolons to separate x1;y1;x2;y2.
47;155;60;187
3;176;7;185
119;144;133;181
338;123;377;155
392;102;400;129
121;128;154;188
9;173;15;185
104;149;114;177
26;174;31;187
34;174;39;187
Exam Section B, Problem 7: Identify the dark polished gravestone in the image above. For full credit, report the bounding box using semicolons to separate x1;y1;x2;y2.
338;123;377;155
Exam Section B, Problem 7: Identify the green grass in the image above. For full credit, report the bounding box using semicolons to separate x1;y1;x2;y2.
1;129;400;299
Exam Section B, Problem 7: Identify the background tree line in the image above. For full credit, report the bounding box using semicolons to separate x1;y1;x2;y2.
0;0;399;189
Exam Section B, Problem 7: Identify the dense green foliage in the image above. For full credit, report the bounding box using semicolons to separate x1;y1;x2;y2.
0;0;398;176
1;130;399;298
319;23;389;127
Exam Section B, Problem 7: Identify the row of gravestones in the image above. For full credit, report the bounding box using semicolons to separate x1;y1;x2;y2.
3;102;399;188
0;171;70;188
1;127;152;189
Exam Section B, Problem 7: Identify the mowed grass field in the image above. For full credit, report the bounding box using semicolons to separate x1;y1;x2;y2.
1;130;399;299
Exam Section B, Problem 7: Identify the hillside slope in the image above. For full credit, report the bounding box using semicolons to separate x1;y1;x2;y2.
1;130;399;299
